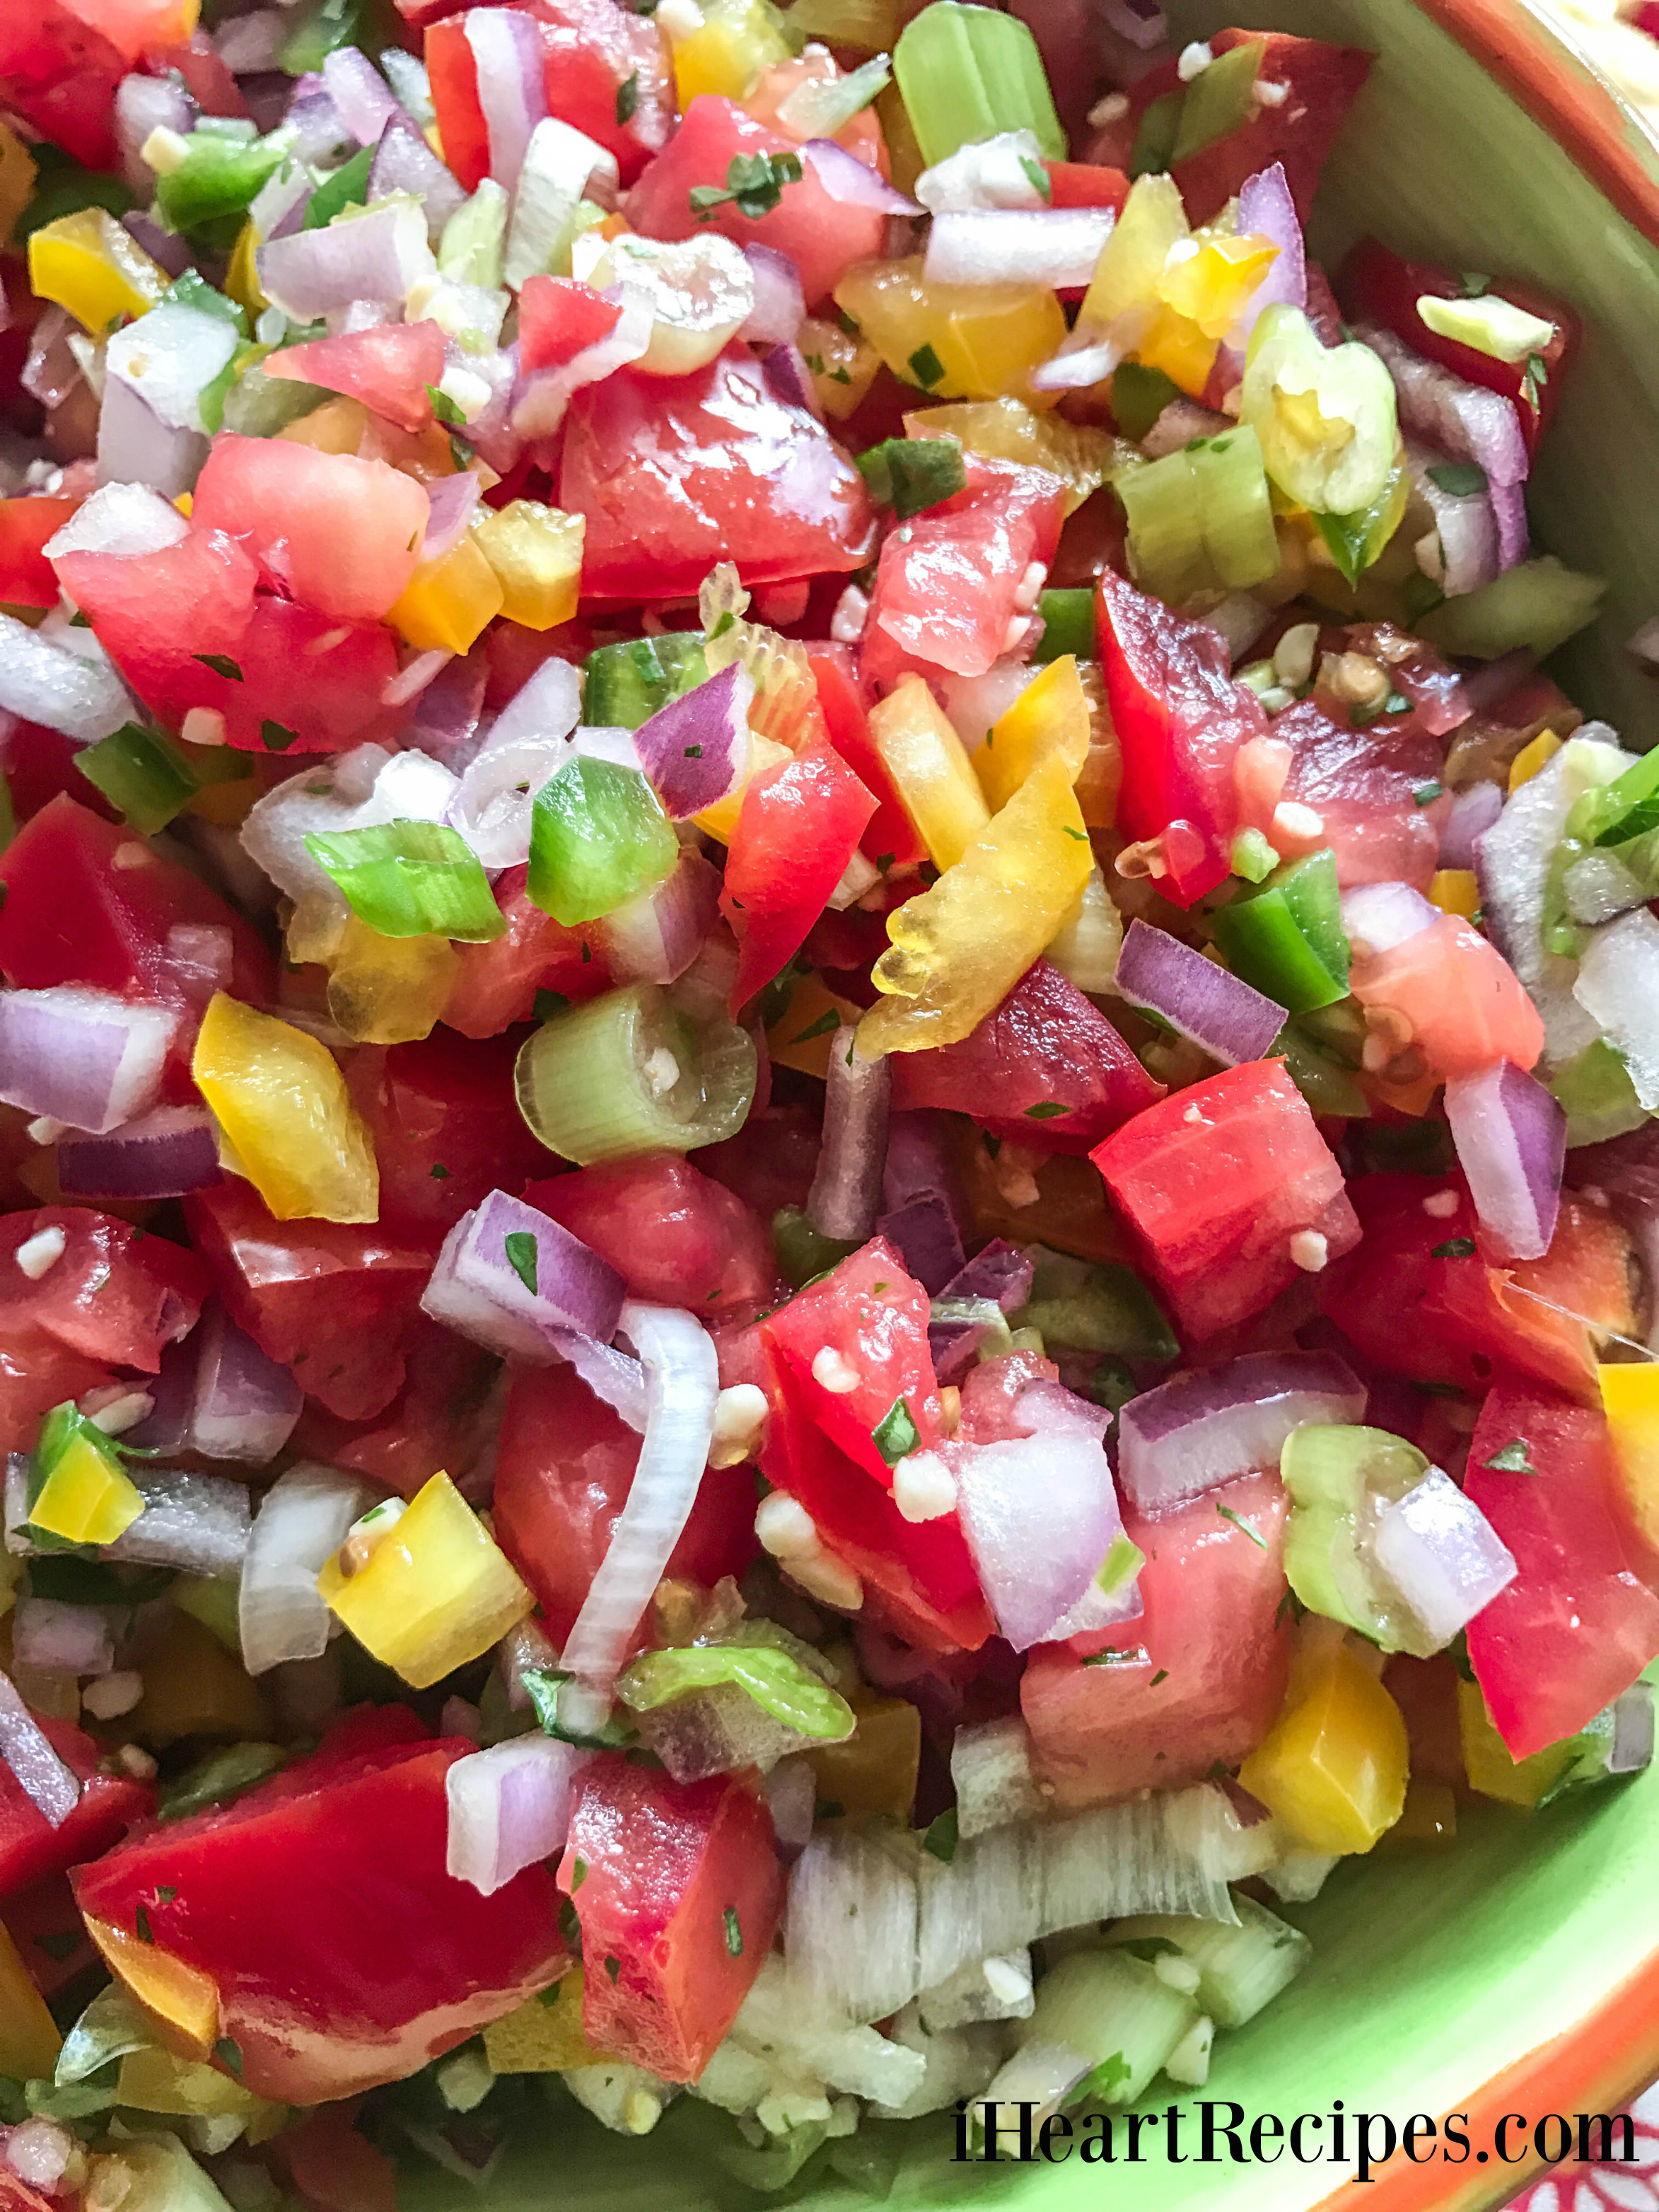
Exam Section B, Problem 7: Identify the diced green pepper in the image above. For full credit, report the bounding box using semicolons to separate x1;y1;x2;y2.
1109;361;1182;441
75;722;211;836
1170;40;1264;164
1032;588;1097;665
156;131;295;238
1212;847;1350;1014
856;433;967;518
305;145;376;230
583;633;711;729
1129;92;1182;180
772;1205;858;1289
527;757;678;926
1019;1254;1177;1362
1566;743;1659;850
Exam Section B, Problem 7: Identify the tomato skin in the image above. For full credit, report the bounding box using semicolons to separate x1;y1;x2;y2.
183;1181;434;1422
626;96;887;306
1465;1384;1659;1759
518;276;623;373
890;959;1164;1155
0;1;128;167
762;1236;942;1485
560;351;877;602
292;1317;497;1502
54;527;260;733
0;1714;156;1903
558;1759;782;2081
1042;161;1130;210
1350;912;1544;1079
191;436;429;624
494;1363;758;1645
0;497;80;607
1095;568;1266;907
0;1339;112;1457
73;1739;567;2105
225;598;402;756
522;1156;776;1320
347;1034;559;1241
0;1207;206;1376
719;734;875;1010
1092;1061;1360;1341
1022;1471;1290;1807
809;651;927;868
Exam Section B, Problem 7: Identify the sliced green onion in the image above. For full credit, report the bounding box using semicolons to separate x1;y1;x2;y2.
773;1205;859;1288
892;1;1066;168
527;757;678;926
155;127;296;238
303;820;507;941
583;632;710;730
76;723;204;835
438;180;510;289
1212;847;1350;1015
1418;555;1606;662
1032;588;1096;664
1128;91;1182;180
1117;424;1280;603
514;982;757;1164
1170;39;1264;164
855;433;967;518
1280;1423;1434;1650
1240;305;1398;517
1565;741;1659;850
304;144;375;231
1110;361;1182;441
158;1742;287;1824
616;1626;856;1740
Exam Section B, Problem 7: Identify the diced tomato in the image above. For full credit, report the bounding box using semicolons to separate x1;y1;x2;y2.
954;1346;1060;1443
518;275;624;373
0;0;136;168
523;1155;776;1320
143;30;247;118
0;496;80;607
1340;236;1577;458
441;864;612;1040
0;1713;156;1902
698;1100;821;1218
0;1337;112;1457
1092;1060;1360;1341
191;436;430;624
1021;1470;1290;1807
762;1237;941;1484
293;1318;498;1501
533;0;675;186
73;1737;566;2104
809;651;927;868
861;454;1066;688
718;733;875;1010
222;597;402;756
1042;161;1131;210
1382;1652;1465;1787
262;322;448;436
560;350;876;601
0;1207;206;1378
275;2104;400;2212
183;1180;435;1421
626;96;887;307
424;17;489;190
890;959;1164;1156
1465;1384;1659;1759
493;1363;759;1645
558;1759;782;2080
1273;697;1450;890
1096;567;1267;906
54;527;261;735
347;1034;559;1241
1340;622;1469;738
6;720;118;826
1349;912;1544;1080
1;1875;98;1998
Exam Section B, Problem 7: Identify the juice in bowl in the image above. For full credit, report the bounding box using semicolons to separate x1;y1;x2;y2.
0;1;1658;2209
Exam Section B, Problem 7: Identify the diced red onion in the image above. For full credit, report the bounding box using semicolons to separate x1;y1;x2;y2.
1099;0;1168;47
801;139;921;216
1406;439;1498;599
929;1241;1035;1383
190;1298;305;1463
1045;1557;1144;1643
560;1303;720;1687
1340;880;1438;955
114;73;192;192
322;46;403;148
0;985;175;1135
759;341;822;421
0;1669;82;1828
23;306;78;410
120;210;192;279
107;303;238;442
506;118;620;290
1439;780;1504;869
283;73;353;167
167;923;234;1000
423;1216;561;1363
12;1600;115;1678
404;653;489;769
216;12;290;74
0;610;134;743
875;1194;965;1297
446;1736;593;1896
122;1335;196;1455
464;8;546;194
1370;1466;1517;1649
368;111;467;241
4;2119;75;2193
547;1329;648;1433
1489;479;1529;571
883;1109;967;1221
1609;1683;1655;1774
1355;319;1528;489
1118;1351;1366;1515
632;660;753;820
1445;1059;1565;1262
740;245;805;347
257;200;435;322
924;208;1115;291
240;1462;378;1676
420;470;482;566
1229;163;1304;347
97;377;206;501
383;648;453;713
452;1189;627;1342
1114;919;1286;1066
58;1105;221;1200
805;1024;890;1242
110;1467;252;1576
448;735;568;869
601;850;720;986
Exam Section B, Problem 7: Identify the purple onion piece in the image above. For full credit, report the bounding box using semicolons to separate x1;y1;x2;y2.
464;7;546;194
875;1193;966;1297
633;661;754;820
1030;337;1120;394
120;211;192;278
801;138;922;215
0;1670;83;1827
1117;1351;1366;1515
322;45;403;149
1356;318;1528;489
546;1328;647;1432
368;110;467;241
283;74;354;168
403;652;489;769
1115;919;1287;1067
1457;648;1535;718
420;470;482;566
601;850;720;987
1444;1059;1566;1262
883;1110;968;1228
191;1300;305;1465
0;986;175;1135
924;206;1116;291
1439;781;1504;870
759;342;823;421
111;1469;252;1576
446;1735;593;1896
927;1239;1036;1384
740;243;805;347
1341;880;1438;955
458;1190;627;1341
123;1333;198;1456
1406;438;1499;601
953;1430;1125;1651
806;1025;890;1244
424;1218;560;1364
1235;163;1305;325
57;1105;221;1201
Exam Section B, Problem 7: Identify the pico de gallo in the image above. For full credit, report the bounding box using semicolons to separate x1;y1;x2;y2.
0;0;1655;2201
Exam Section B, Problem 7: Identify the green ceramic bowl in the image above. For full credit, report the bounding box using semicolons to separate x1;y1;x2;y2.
404;9;1659;2207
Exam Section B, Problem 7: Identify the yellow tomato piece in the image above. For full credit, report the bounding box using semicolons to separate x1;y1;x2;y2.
1430;867;1480;919
1597;1363;1659;1563
1457;1677;1575;1808
192;991;380;1223
387;532;505;654
484;1969;602;2072
279;395;373;454
1508;728;1563;793
858;747;1093;1056
1081;173;1188;330
1239;1642;1409;1853
904;396;1133;516
1156;234;1279;342
28;208;169;333
318;1469;534;1689
86;1918;221;2061
327;921;462;1045
977;654;1090;813
117;2044;272;2120
835;256;1066;407
472;501;586;630
806;1695;921;1824
225;219;266;317
1383;1776;1457;1851
0;1919;62;2080
1133;302;1219;400
670;0;791;104
130;1608;274;1748
870;674;991;871
0;122;39;250
767;971;863;1080
797;315;881;422
31;1431;145;1548
696;734;791;846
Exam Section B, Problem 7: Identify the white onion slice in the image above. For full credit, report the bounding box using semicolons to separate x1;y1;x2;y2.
953;1431;1124;1652
465;7;547;194
924;207;1114;291
0;1669;81;1828
0;610;133;743
445;1735;593;1895
1444;1059;1566;1261
915;129;1049;213
240;1462;378;1677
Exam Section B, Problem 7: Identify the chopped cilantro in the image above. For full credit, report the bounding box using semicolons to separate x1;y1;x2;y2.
872;1397;919;1465
1427;461;1488;499
426;382;465;428
1413;781;1444;806
789;1008;841;1044
260;718;301;752
616;71;639;126
1483;1438;1537;1474
604;1954;622;1983
194;653;243;681
922;1808;959;1863
503;1231;538;1296
1431;1236;1477;1259
689;150;803;221
533;989;570;1022
570;1856;588;1892
429;1163;451;1180
723;1906;744;1957
1149;1668;1169;1687
1024;1101;1070;1119
214;2037;243;2078
134;1907;153;1945
1019;154;1052;202
1216;1503;1267;1549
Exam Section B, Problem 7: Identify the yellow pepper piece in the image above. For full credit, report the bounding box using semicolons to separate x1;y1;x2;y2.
117;2044;272;2121
1430;867;1480;919
85;1918;221;2061
31;1431;146;1548
835;257;1067;407
129;1609;274;1750
696;734;791;846
977;655;1090;813
318;1469;535;1689
1156;234;1279;342
0;1919;62;2080
870;675;991;871
1133;303;1219;400
670;0;791;104
1239;1641;1409;1853
387;532;505;654
226;219;266;318
472;501;586;630
28;208;169;334
1382;1776;1457;1851
904;397;1132;516
1508;728;1562;792
805;1695;921;1824
192;991;380;1223
1457;1677;1575;1807
484;1969;602;2072
1081;173;1189;331
798;315;881;422
326;919;461;1044
858;747;1093;1056
279;395;373;454
767;972;863;1080
0;122;38;251
1597;1362;1659;1562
